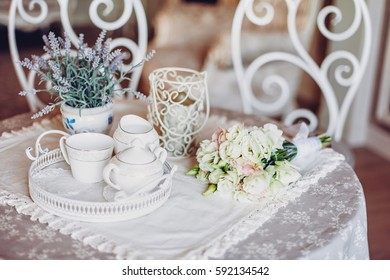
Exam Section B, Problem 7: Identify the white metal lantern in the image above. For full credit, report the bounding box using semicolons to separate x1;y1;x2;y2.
148;67;210;158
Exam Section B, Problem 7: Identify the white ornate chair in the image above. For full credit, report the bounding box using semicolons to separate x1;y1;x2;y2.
7;0;148;112
231;0;372;147
0;0;64;31
139;1;237;94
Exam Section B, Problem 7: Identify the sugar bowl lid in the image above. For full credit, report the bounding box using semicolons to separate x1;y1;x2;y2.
116;146;156;164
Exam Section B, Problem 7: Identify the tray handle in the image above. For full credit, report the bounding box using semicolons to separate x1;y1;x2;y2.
26;129;70;161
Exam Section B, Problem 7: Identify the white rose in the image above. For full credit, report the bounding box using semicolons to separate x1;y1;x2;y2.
216;178;236;198
249;129;272;159
198;154;219;172
225;123;246;142
241;134;266;163
224;170;240;186
219;141;242;162
208;168;225;184
263;123;284;149
242;173;271;196
196;140;219;172
247;124;284;162
197;170;209;182
274;161;301;186
216;169;241;197
197;139;218;154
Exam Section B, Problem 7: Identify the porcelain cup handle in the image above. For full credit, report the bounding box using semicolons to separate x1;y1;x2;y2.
59;136;70;164
103;163;121;190
154;147;167;164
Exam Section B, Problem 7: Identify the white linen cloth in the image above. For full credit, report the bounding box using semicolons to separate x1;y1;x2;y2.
0;102;369;259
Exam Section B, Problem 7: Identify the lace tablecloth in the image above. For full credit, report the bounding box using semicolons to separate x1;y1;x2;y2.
0;101;369;259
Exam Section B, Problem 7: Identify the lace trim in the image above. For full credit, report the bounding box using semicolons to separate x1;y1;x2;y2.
182;149;345;259
0;190;143;259
0;116;60;139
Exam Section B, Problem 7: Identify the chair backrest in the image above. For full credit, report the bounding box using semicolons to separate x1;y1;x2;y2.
8;0;148;112
232;0;372;142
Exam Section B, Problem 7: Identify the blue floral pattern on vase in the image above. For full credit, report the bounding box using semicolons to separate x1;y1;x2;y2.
61;103;114;134
64;117;76;130
108;115;113;125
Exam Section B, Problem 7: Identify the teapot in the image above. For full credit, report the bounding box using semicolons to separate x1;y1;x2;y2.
103;146;167;192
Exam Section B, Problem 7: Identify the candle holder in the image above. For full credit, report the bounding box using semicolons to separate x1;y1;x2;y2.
148;67;210;158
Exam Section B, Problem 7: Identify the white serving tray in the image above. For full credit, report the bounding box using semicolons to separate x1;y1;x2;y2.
28;148;173;223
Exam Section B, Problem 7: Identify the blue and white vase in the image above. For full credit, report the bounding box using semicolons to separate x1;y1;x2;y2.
60;102;114;135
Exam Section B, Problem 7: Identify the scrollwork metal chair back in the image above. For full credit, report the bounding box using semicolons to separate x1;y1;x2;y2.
8;0;148;112
232;0;372;142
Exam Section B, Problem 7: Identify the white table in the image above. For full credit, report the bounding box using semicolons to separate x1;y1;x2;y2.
0;100;369;259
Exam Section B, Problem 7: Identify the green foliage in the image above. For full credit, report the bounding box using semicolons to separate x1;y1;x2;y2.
264;140;298;169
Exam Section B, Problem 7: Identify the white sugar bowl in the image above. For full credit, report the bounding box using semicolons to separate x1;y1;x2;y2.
113;114;160;154
103;146;167;192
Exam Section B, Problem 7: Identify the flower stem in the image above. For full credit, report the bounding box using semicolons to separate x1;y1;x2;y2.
187;165;199;176
202;184;217;196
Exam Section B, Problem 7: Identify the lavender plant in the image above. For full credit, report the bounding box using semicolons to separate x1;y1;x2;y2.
19;30;154;119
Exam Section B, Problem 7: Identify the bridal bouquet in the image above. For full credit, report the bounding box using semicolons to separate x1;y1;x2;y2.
187;123;331;202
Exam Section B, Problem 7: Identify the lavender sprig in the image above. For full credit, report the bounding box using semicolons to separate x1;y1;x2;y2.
144;49;156;62
52;85;69;93
101;38;112;66
48;32;60;56
84;48;95;62
108;49;123;62
31;55;48;70
94;30;106;55
131;90;152;104
19;58;37;71
42;34;50;48
109;52;126;73
47;60;69;87
92;55;100;69
126;49;156;72
64;32;71;55
31;105;55;119
19;89;37;96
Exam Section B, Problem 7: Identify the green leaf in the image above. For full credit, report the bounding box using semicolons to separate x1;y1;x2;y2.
264;140;297;169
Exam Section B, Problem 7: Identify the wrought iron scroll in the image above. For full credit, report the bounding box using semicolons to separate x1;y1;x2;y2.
232;0;371;141
148;68;210;158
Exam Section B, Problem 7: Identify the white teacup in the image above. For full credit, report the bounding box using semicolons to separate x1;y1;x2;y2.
113;114;159;153
59;133;114;183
